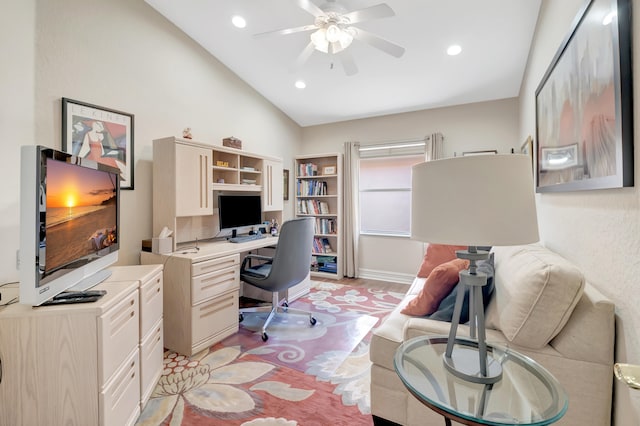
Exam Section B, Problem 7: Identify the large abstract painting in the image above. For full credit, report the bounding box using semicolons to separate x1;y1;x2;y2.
535;0;633;192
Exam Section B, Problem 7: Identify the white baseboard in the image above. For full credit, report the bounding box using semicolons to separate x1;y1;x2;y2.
357;268;414;285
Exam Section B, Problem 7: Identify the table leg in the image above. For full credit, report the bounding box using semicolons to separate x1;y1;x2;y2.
444;417;452;426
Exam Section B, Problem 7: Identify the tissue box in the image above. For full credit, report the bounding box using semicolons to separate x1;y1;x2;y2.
152;237;172;254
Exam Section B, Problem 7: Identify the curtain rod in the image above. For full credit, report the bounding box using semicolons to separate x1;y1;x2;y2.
358;137;430;152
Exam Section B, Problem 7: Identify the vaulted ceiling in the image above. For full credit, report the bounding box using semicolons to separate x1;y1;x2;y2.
146;0;542;127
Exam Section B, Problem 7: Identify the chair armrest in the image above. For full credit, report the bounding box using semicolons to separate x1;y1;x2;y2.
241;254;273;271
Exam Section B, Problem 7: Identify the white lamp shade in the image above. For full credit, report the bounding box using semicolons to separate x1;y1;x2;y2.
411;154;539;247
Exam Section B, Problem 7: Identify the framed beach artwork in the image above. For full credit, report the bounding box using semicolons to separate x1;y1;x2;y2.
62;98;135;189
535;0;633;192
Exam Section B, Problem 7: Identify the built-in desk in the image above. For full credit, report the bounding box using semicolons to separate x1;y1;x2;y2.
140;236;310;356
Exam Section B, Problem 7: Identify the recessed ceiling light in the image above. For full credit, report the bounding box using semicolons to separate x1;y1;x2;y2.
447;44;462;56
295;80;307;89
231;15;246;28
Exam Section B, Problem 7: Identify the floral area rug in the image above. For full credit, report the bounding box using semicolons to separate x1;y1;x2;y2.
136;281;406;426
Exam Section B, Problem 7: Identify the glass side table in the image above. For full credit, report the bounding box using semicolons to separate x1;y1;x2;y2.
394;335;568;426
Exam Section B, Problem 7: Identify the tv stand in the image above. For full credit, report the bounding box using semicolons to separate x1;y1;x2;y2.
66;269;113;292
231;229;238;239
0;264;164;426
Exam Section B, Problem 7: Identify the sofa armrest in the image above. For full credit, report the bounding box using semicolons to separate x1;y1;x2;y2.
550;283;615;365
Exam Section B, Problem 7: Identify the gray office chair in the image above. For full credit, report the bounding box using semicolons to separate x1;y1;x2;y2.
239;217;316;341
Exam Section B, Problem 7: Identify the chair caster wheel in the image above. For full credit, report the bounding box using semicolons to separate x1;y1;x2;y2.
262;332;269;342
310;316;317;326
239;313;244;323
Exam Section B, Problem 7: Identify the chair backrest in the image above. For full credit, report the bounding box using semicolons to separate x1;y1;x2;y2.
267;217;315;291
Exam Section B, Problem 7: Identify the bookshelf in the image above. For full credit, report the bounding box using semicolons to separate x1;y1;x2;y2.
295;153;343;279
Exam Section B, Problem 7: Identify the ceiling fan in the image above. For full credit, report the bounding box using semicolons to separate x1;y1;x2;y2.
254;0;405;76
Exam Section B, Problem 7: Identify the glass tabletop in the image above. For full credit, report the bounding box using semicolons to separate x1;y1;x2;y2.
394;335;568;426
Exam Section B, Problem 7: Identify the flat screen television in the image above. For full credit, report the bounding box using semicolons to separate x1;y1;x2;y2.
218;194;262;235
19;145;120;306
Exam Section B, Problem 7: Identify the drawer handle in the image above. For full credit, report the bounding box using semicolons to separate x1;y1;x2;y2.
131;372;135;379
130;311;135;318
156;278;161;284
157;336;161;342
157;287;161;293
130;300;134;306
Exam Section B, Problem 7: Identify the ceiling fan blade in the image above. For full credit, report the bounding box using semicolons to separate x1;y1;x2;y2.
353;28;405;58
296;0;325;17
342;3;395;24
292;42;317;71
337;50;358;76
254;24;318;38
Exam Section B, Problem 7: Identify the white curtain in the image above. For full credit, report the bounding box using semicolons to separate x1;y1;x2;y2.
425;132;444;161
342;141;360;278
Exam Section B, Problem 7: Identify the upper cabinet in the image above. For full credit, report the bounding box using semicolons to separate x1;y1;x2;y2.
175;143;212;217
152;137;283;250
263;159;283;212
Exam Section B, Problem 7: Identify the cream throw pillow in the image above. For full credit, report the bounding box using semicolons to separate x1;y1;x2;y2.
485;245;585;349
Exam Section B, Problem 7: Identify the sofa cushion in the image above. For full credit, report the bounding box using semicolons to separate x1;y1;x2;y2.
428;253;494;323
401;258;469;316
416;244;467;278
485;245;585;349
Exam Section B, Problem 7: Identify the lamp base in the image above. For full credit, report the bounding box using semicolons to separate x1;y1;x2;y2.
443;346;503;384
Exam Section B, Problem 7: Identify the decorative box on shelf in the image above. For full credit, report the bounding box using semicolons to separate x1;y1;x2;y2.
223;137;242;149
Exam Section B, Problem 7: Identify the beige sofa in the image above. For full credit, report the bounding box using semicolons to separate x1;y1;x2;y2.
370;244;615;425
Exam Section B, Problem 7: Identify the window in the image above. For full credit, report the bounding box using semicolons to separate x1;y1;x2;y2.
359;154;424;236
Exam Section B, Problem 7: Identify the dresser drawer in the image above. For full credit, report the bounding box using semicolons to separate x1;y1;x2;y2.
140;270;163;339
191;254;239;277
192;265;239;304
100;349;140;426
140;318;164;409
99;290;139;386
191;290;239;344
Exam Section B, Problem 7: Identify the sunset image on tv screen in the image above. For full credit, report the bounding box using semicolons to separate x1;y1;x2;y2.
45;159;117;272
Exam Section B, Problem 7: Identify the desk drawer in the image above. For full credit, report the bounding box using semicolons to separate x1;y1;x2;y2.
191;290;239;344
140;270;163;339
192;254;239;277
192;265;239;304
99;290;139;386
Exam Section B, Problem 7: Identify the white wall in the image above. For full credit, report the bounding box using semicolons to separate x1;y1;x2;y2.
0;0;300;284
0;0;36;284
519;0;640;423
301;98;520;281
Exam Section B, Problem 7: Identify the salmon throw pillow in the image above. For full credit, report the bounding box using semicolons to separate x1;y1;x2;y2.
403;258;470;316
417;244;467;278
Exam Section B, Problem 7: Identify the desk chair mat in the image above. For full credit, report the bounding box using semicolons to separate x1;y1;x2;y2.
229;298;377;378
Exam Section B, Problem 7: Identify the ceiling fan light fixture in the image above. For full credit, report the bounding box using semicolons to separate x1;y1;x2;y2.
311;25;354;54
325;24;341;43
338;26;354;48
311;28;329;53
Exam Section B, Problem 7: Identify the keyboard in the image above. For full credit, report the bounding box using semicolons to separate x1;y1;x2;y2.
229;233;266;243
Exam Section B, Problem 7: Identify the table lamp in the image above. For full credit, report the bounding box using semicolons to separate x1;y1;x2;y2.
411;154;539;384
